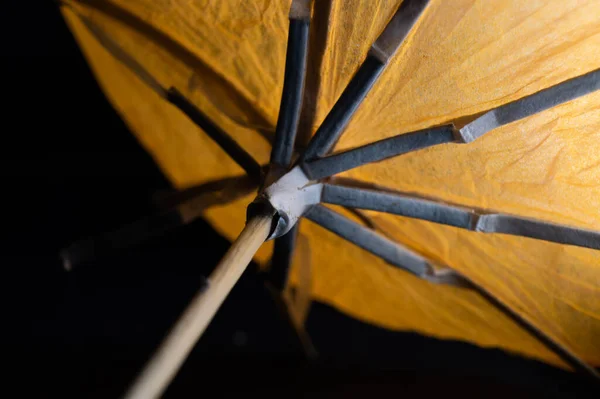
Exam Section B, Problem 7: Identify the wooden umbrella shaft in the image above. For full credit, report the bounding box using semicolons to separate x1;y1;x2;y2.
124;213;273;399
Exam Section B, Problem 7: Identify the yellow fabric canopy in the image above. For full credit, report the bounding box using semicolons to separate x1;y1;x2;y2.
61;0;600;368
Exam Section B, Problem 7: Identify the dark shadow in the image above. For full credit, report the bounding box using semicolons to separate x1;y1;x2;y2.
61;174;258;270
154;174;258;209
306;302;598;398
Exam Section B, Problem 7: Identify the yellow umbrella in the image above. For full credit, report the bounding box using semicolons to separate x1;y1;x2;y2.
59;0;600;395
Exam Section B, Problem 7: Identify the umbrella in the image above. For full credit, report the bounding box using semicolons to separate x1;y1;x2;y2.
59;0;600;396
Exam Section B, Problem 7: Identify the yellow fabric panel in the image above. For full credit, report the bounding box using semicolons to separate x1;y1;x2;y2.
340;0;600;150
329;0;600;364
93;0;289;126
63;0;277;185
295;209;562;364
61;0;600;366
61;4;275;263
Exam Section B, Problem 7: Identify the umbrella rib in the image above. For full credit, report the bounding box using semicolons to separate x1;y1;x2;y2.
306;207;600;380
322;182;472;228
270;1;311;167
300;56;385;161
267;1;312;289
301;67;600;179
68;8;264;180
301;0;431;161
302;124;455;180
458;67;600;143
167;88;263;179
321;183;600;250
305;205;434;277
60;174;258;270
308;204;600;380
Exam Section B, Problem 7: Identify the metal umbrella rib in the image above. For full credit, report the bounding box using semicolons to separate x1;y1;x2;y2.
71;8;265;181
306;203;600;381
302;68;600;180
302;125;456;180
458;67;600;143
267;0;313;290
305;204;434;277
270;3;311;167
321;183;600;250
167;87;263;180
301;0;432;161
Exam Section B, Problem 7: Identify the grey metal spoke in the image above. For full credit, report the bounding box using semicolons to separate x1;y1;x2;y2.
311;190;600;380
321;183;472;228
270;0;312;167
300;55;386;161
458;67;600;142
268;1;312;291
301;0;431;161
321;183;600;250
476;214;600;250
302;125;455;180
72;10;265;181
305;205;433;276
302;67;600;177
307;198;600;380
167;88;263;180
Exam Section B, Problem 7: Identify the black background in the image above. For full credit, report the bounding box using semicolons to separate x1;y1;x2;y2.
1;2;597;397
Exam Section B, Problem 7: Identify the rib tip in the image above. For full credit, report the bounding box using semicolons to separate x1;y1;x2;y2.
455;126;473;143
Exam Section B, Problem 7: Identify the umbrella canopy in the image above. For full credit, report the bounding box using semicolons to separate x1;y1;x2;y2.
60;0;600;376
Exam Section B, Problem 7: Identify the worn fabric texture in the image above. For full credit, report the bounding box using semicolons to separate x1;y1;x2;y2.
61;0;600;367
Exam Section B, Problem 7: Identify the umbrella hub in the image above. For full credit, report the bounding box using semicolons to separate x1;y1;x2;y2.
249;166;322;240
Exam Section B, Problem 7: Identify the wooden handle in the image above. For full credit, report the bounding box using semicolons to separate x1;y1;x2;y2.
124;213;273;399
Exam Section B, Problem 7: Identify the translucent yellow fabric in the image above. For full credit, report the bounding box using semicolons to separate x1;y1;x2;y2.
61;0;600;366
